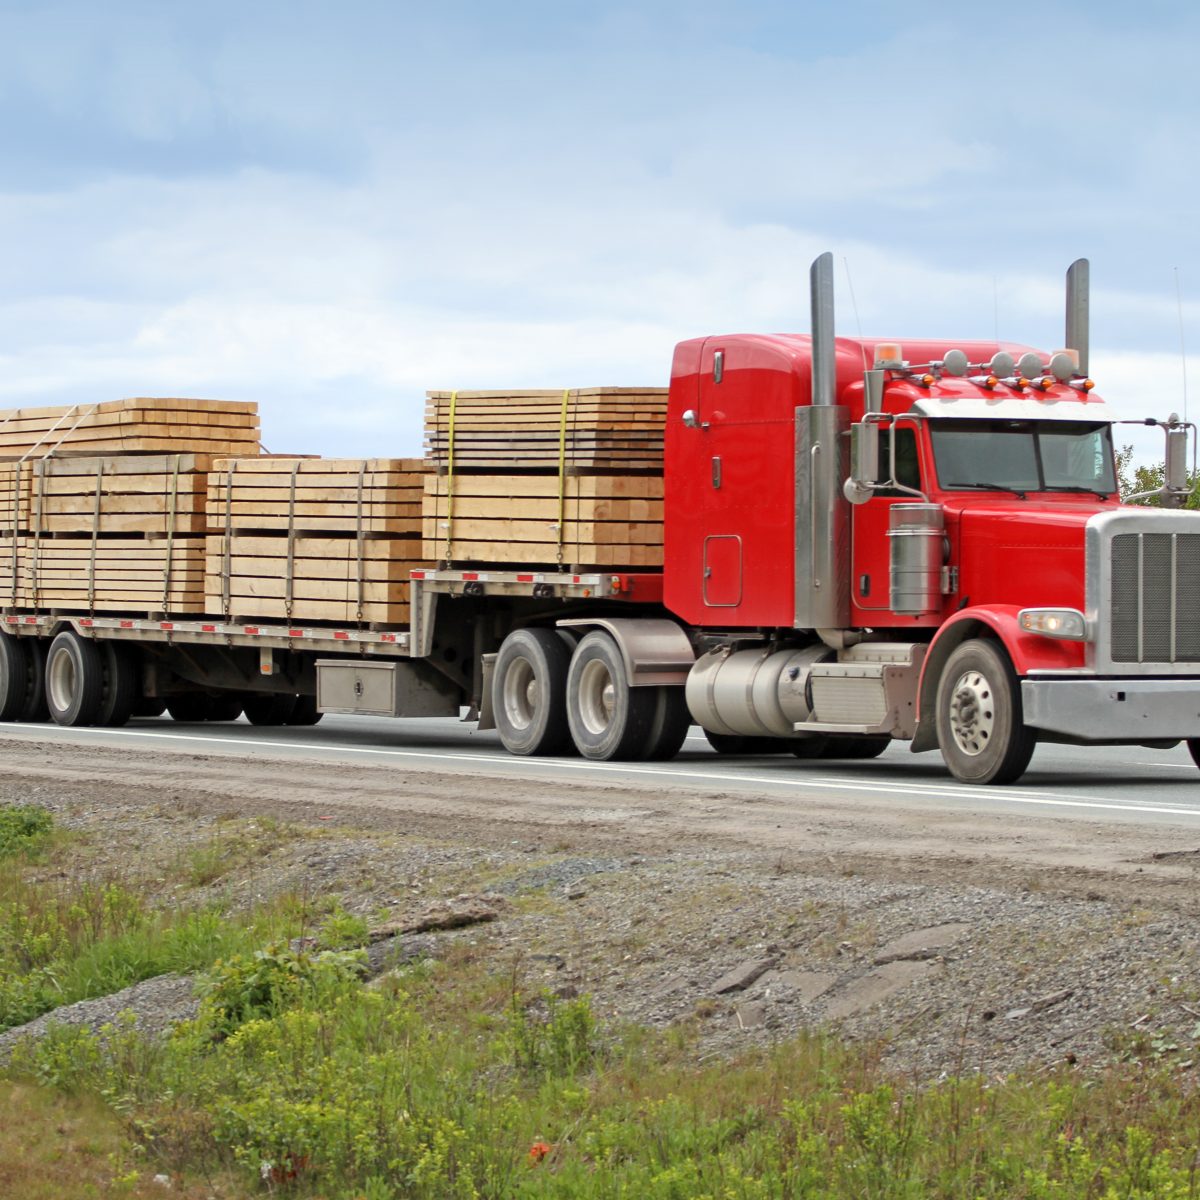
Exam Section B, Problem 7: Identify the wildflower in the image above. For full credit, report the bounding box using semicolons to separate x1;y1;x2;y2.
528;1140;552;1165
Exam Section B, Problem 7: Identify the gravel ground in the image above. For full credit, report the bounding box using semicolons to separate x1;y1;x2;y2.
2;738;1199;1080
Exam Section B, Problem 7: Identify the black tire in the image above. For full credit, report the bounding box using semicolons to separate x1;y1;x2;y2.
640;687;691;760
0;634;35;722
1187;740;1200;769
286;694;324;726
134;696;168;718
205;694;244;722
493;627;573;756
166;694;212;722
20;640;48;722
45;631;105;727
935;638;1036;785
704;729;752;754
96;643;138;727
566;631;655;760
242;693;298;726
819;735;890;760
791;735;831;759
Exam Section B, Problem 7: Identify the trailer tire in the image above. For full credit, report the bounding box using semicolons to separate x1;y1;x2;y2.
45;631;104;727
166;694;212;722
206;695;244;722
640;687;691;760
134;696;168;718
493;628;573;756
243;694;298;726
97;644;138;727
566;631;655;760
286;694;324;726
1187;739;1200;769
19;641;49;722
0;634;37;722
935;639;1036;785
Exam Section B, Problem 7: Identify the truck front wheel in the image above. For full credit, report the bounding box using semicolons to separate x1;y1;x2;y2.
566;631;655;760
935;639;1035;785
493;628;572;756
45;631;104;727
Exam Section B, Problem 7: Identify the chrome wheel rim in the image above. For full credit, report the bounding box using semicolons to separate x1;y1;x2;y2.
948;669;994;756
502;657;538;732
47;647;76;714
577;658;615;736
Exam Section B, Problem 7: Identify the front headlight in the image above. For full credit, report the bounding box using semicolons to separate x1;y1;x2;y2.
1017;608;1089;641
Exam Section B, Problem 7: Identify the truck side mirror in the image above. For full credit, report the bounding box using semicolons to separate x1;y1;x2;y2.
844;421;879;505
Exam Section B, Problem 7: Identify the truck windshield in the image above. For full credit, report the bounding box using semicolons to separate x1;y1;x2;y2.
930;419;1117;496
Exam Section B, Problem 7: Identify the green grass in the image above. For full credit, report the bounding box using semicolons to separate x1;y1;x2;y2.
0;805;308;1032
6;801;1200;1199
9;946;1200;1200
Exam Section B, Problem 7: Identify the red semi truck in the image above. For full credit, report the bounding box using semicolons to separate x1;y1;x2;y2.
4;255;1197;785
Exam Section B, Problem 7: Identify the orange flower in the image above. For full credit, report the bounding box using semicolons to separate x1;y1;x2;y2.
528;1140;552;1164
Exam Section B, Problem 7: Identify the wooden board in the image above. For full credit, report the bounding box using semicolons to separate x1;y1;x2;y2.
423;388;667;472
0;398;261;460
206;457;428;534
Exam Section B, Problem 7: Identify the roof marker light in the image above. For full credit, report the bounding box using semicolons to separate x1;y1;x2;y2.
1069;378;1096;392
874;342;904;369
969;374;999;390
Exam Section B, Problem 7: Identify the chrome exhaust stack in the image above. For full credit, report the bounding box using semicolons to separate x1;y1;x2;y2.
1066;258;1090;377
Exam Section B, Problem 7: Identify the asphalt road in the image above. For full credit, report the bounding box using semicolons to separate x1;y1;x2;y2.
1;714;1197;829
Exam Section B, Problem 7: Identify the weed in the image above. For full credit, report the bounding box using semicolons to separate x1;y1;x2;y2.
0;803;54;860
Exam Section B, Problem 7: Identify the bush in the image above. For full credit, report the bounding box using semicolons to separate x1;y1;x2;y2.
0;804;53;860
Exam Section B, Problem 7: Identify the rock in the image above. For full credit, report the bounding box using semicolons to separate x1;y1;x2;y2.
713;957;779;995
736;1001;767;1029
872;923;970;965
824;960;937;1020
1005;1007;1031;1020
1030;987;1074;1013
772;970;839;1003
369;895;499;940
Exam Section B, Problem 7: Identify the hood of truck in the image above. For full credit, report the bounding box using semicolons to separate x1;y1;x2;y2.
948;497;1117;611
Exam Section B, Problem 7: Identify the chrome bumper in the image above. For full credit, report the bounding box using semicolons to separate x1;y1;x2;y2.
1021;678;1200;741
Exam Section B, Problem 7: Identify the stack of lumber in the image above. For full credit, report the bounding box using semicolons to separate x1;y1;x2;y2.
424;388;667;472
0;398;260;459
204;458;427;624
421;387;667;570
0;537;206;614
422;474;663;568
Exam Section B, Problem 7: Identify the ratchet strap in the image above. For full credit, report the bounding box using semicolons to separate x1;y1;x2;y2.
355;461;367;623
161;454;181;616
221;460;237;619
285;461;301;622
87;461;103;614
441;390;457;567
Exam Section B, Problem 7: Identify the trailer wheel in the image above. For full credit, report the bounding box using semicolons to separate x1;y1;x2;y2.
134;696;168;718
166;694;212;722
493;628;572;755
206;694;244;722
935;639;1036;785
566;631;655;760
45;631;104;727
640;687;690;760
286;694;324;726
242;694;298;726
97;644;138;727
0;634;40;722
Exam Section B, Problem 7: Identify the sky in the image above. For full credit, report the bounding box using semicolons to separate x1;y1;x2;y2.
0;0;1196;465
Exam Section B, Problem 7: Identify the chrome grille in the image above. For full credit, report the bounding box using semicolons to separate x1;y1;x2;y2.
1110;532;1200;663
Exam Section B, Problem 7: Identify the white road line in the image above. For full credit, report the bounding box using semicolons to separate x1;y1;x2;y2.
4;723;1200;821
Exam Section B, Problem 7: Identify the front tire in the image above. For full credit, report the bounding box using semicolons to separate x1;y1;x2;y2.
935;639;1035;785
493;628;572;756
566;631;655;760
45;631;104;727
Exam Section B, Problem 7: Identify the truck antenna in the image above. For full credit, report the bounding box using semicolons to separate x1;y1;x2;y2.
1176;266;1189;425
841;256;869;371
